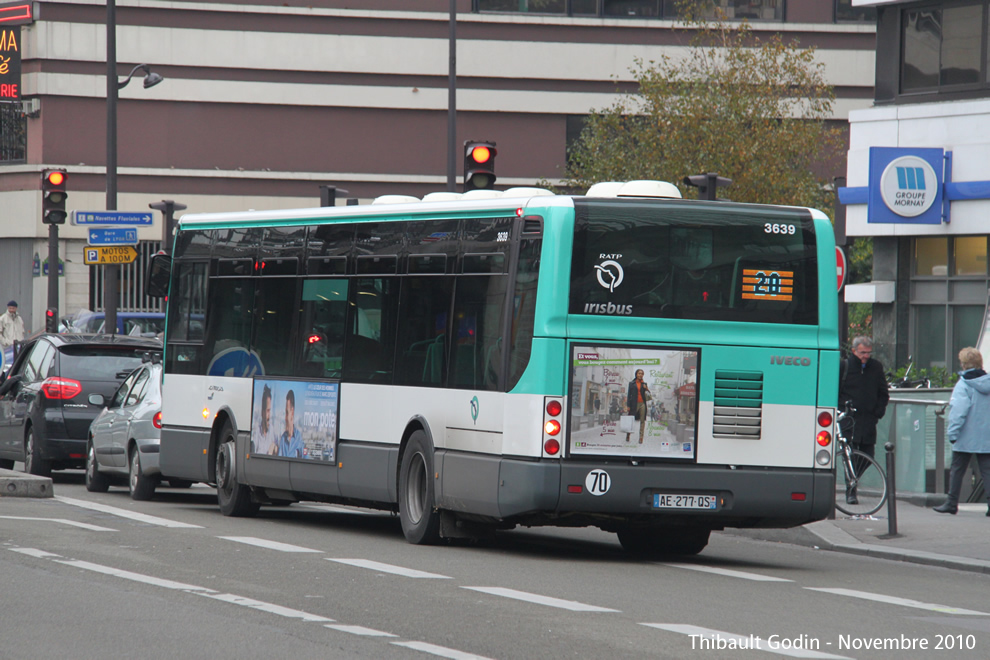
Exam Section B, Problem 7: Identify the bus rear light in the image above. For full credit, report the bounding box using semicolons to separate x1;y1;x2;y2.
816;431;831;447
153;411;162;429
41;377;82;399
546;400;562;417
791;492;807;501
817;411;833;427
202;407;210;419
544;419;561;436
567;485;582;494
544;438;560;455
816;449;831;466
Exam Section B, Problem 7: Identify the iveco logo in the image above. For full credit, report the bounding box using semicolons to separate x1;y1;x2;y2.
770;356;811;366
209;385;224;391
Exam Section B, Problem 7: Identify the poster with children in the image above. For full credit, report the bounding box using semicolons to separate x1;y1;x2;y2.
250;378;339;462
569;344;698;459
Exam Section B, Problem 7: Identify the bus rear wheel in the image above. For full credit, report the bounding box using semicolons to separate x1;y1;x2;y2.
398;430;441;545
617;525;710;557
216;420;259;517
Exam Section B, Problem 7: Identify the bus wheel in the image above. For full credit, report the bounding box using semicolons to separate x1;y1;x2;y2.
216;421;259;517
617;526;710;557
398;430;441;545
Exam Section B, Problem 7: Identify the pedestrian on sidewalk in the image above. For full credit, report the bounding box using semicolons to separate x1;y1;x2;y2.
839;336;889;504
0;301;25;350
935;347;990;516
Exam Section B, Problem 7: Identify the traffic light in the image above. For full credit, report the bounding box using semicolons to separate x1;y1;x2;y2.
464;140;497;191
683;172;732;201
42;169;68;224
45;308;58;333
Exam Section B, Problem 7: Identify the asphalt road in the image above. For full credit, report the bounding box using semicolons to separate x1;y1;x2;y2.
3;472;990;660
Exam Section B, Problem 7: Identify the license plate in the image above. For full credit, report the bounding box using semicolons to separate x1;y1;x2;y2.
653;493;718;510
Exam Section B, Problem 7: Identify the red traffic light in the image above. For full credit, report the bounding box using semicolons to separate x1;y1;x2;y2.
469;145;492;164
46;170;65;187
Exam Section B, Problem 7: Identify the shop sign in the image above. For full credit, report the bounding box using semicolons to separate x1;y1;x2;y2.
867;147;944;225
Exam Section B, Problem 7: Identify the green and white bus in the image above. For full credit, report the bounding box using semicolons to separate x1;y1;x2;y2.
151;180;839;556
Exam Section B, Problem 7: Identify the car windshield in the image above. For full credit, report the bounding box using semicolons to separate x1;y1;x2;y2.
58;346;156;380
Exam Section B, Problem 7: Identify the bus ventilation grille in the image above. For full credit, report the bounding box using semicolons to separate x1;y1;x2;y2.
712;370;763;440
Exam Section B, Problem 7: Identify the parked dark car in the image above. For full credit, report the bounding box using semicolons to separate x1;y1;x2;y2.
0;334;163;476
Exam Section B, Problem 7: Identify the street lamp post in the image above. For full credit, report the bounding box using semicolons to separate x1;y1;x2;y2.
106;0;162;335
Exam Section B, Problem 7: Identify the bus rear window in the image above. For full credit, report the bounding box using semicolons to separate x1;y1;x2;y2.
570;199;819;325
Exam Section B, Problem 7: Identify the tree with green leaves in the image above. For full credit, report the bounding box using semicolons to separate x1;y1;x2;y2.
561;4;843;212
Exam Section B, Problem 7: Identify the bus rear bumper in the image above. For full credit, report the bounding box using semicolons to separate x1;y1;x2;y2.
496;459;833;530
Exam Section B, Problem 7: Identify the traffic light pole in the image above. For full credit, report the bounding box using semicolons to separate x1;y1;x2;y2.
446;1;457;192
47;223;58;315
106;0;119;336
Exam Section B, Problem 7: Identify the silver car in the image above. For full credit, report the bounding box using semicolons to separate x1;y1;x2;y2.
86;356;186;499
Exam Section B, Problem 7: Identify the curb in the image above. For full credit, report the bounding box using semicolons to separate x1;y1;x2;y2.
800;521;990;575
0;468;54;498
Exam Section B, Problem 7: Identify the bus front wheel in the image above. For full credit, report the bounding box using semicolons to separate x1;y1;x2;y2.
216;420;259;517
398;430;441;545
617;525;710;557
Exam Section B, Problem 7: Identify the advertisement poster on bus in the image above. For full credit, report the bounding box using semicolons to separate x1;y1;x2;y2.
250;378;339;462
569;344;698;459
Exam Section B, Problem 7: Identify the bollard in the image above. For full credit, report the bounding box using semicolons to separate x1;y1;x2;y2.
885;441;897;536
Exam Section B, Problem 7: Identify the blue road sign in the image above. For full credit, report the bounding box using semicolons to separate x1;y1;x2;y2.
71;211;154;226
88;227;138;246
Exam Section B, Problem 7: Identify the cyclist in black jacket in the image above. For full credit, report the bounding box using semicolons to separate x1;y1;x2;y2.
839;336;890;504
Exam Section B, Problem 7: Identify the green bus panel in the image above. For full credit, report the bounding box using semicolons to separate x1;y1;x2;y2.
700;344;819;406
511;338;567;395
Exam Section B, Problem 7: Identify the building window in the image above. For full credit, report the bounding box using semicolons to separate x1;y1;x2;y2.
910;236;989;370
913;237;948;276
474;0;783;20
901;2;987;94
835;0;876;23
0;104;26;163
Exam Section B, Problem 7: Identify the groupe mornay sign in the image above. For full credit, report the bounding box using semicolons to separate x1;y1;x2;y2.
867;147;945;225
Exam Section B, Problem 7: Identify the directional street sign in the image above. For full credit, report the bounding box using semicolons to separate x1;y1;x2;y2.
84;246;138;266
72;210;153;226
88;227;138;246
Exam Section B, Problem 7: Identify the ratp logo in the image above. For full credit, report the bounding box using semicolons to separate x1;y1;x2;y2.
880;156;938;218
594;260;624;292
470;396;479;424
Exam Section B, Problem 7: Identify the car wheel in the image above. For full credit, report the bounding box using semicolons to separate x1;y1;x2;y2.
168;478;193;489
398;430;441;545
24;427;51;477
216;420;259;517
129;449;157;501
85;440;110;493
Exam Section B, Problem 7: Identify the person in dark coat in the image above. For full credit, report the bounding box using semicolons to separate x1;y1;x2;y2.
839;336;889;504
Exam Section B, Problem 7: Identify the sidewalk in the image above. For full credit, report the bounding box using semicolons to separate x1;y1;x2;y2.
727;499;990;574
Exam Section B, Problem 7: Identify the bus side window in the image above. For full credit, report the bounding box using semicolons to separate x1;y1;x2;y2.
300;279;348;378
342;278;397;383
395;276;452;387
449;274;506;391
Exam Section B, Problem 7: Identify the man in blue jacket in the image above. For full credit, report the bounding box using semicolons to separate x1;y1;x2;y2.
934;347;990;515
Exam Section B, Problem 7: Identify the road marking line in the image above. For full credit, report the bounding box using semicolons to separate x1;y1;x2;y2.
10;547;61;559
196;592;333;622
806;587;990;616
219;536;322;553
328;558;451;579
0;515;116;531
392;640;494;659
297;503;384;516
660;562;792;582
642;624;852;659
55;496;202;528
461;586;619;612
55;558;217;592
325;624;397;637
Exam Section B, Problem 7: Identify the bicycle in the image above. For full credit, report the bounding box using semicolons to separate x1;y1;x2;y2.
834;401;889;516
